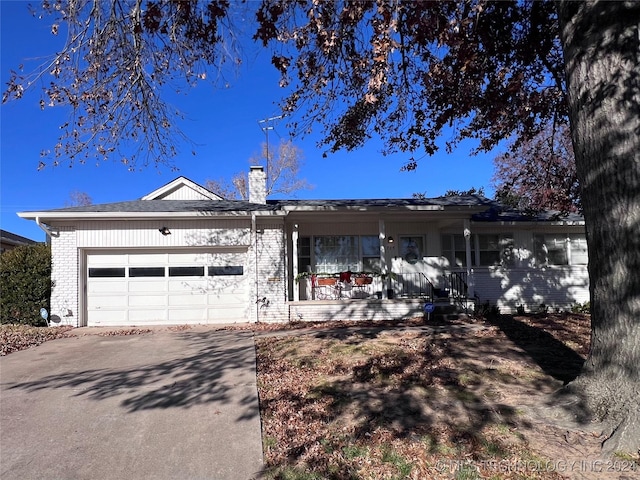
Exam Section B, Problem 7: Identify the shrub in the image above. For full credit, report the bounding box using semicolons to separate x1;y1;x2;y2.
571;301;591;314
474;301;500;318
0;243;52;326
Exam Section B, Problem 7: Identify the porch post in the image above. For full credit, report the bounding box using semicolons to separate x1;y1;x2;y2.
463;219;475;298
379;219;389;299
292;224;299;301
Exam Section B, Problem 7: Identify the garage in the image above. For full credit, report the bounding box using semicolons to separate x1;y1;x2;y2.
86;249;248;326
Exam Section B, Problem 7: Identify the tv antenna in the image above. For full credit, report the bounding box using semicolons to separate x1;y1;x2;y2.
258;115;283;163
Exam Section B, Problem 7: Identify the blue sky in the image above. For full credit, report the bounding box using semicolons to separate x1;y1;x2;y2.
1;1;499;242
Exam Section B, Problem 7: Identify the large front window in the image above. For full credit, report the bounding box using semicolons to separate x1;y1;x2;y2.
297;235;381;273
534;234;587;266
442;233;514;267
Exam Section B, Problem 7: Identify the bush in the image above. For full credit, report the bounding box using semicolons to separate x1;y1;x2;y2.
0;243;52;326
474;301;500;318
571;301;591;314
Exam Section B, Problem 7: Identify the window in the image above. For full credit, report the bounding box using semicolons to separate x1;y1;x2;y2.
569;235;588;265
479;234;514;266
168;266;204;277
88;267;125;278
361;235;381;271
297;235;382;274
209;266;243;276
314;236;359;272
297;237;311;274
442;233;513;267
129;267;165;277
442;234;471;268
534;234;587;266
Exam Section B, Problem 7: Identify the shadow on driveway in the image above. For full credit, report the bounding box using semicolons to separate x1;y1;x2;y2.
0;328;264;480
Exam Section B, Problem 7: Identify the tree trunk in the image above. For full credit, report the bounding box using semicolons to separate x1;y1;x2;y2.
558;1;640;455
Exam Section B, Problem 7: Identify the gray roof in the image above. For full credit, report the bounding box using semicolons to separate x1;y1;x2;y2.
269;195;497;209
472;207;584;223
36;200;279;214
0;229;38;246
20;196;584;223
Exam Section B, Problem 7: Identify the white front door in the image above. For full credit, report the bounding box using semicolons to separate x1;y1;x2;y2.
86;250;247;326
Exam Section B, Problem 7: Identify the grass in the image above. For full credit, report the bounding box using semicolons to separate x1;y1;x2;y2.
254;313;622;479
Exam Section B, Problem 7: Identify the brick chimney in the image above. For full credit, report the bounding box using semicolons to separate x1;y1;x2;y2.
248;165;266;204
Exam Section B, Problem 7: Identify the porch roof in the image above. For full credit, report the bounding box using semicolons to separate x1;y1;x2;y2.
268;195;497;212
471;207;584;224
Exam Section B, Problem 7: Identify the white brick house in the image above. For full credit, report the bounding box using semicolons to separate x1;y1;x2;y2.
18;167;589;327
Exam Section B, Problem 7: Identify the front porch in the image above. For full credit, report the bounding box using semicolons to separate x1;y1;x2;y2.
298;271;471;301
288;272;474;323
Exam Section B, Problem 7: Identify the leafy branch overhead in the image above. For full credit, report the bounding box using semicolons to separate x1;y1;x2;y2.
257;1;567;168
3;0;244;169
4;1;566;171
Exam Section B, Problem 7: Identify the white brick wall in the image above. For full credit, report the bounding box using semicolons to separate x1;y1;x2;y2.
50;227;79;326
253;223;287;323
289;299;425;322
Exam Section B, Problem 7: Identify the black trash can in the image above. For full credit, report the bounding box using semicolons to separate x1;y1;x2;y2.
387;288;394;299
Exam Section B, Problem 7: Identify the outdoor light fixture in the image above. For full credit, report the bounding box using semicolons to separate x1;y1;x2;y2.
387;236;394;244
159;226;171;236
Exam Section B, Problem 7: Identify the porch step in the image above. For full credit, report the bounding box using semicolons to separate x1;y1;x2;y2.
423;298;475;322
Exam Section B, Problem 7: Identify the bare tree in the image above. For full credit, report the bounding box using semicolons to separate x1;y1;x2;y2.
206;140;311;200
65;190;92;207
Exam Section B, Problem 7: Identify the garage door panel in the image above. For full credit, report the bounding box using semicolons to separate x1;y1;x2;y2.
207;306;246;321
87;295;128;308
128;295;167;307
87;309;127;325
168;295;207;306
168;280;207;292
128;280;168;293
87;280;128;294
128;309;168;323
88;253;128;265
168;309;206;322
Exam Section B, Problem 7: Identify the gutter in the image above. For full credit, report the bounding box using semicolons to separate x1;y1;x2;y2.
35;216;56;238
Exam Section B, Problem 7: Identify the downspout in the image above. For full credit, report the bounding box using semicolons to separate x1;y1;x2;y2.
35;216;56;240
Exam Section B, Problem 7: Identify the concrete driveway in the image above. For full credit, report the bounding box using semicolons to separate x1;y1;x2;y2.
0;327;264;480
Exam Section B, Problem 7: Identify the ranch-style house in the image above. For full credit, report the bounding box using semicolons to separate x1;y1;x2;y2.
18;166;589;327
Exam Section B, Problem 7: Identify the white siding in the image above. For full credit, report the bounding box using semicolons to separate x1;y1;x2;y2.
473;266;590;313
160;186;213;200
76;219;251;248
296;221;379;236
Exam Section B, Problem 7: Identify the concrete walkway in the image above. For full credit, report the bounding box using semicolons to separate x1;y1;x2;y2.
0;327;264;480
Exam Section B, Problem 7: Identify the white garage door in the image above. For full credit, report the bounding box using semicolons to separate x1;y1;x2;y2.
86;250;247;326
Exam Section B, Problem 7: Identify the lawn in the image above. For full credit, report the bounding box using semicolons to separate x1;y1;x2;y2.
3;314;638;479
254;314;638;480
